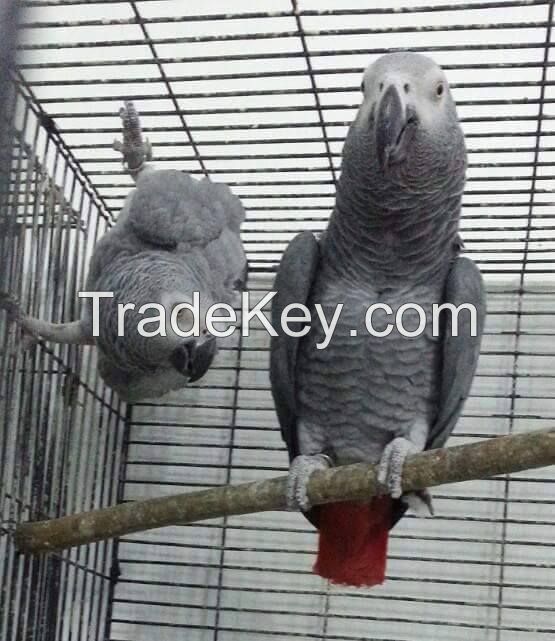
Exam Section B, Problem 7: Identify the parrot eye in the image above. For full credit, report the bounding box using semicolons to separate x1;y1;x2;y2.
436;82;444;97
360;80;366;94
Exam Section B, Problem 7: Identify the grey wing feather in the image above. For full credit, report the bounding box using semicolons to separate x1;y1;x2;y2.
392;257;485;529
270;231;320;460
427;256;486;450
127;169;244;249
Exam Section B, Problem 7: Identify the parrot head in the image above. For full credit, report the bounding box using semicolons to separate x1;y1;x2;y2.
94;257;218;384
345;52;466;187
161;291;218;384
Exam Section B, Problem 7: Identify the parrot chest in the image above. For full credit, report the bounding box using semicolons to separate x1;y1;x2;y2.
296;277;444;464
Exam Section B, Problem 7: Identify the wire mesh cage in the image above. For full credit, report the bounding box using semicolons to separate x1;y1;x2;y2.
1;1;554;640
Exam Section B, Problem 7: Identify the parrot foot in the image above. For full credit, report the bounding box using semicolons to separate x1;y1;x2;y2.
377;436;420;499
114;101;153;179
0;293;39;348
287;454;332;512
0;291;23;322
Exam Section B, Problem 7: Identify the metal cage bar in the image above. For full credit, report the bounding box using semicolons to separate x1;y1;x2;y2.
0;73;128;640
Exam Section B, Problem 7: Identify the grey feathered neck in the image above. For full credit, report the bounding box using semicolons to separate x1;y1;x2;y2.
323;128;466;290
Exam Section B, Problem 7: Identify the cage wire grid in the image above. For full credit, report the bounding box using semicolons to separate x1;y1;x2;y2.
0;0;554;640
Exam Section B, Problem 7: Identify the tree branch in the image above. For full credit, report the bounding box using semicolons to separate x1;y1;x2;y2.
15;428;555;555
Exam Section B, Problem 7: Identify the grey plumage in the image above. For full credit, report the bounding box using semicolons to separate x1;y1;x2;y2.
85;168;246;401
1;100;247;402
2;167;246;403
270;231;320;462
270;52;486;530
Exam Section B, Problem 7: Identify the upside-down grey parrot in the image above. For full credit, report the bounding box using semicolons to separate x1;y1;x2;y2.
0;104;247;402
270;52;486;586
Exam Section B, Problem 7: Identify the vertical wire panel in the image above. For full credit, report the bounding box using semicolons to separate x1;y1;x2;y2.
12;1;555;640
0;79;127;641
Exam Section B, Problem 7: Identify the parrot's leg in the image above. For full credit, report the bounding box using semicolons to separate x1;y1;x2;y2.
286;454;332;512
113;101;152;180
19;317;93;345
0;292;93;346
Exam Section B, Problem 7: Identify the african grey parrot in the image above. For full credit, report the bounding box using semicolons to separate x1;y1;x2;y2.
0;103;247;402
270;52;486;586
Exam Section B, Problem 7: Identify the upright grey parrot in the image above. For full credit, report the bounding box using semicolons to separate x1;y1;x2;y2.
0;104;247;402
270;53;486;586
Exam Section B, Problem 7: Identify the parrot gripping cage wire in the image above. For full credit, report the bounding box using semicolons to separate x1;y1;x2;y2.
1;1;555;641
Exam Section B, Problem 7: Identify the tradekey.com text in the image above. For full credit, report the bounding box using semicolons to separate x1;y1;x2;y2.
79;291;480;350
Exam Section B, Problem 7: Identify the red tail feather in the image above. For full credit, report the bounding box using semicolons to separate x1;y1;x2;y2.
313;496;392;587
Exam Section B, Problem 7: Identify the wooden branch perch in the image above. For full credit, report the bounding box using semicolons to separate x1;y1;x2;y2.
15;428;555;555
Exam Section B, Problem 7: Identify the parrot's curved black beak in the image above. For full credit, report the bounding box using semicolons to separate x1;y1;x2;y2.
376;84;418;171
170;335;217;383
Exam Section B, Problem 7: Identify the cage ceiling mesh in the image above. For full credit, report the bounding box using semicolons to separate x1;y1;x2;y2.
0;1;554;640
